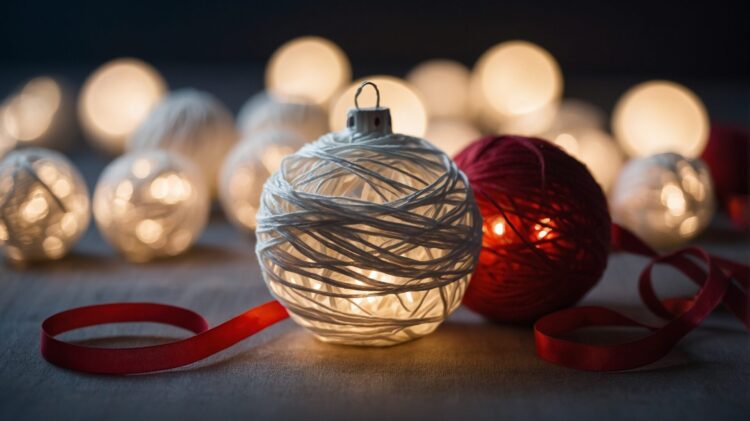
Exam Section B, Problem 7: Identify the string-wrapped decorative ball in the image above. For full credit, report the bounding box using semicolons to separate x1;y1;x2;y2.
219;129;306;231
454;136;611;323
611;152;715;250
93;150;209;262
128;89;239;194
255;83;483;346
0;148;90;263
237;92;329;142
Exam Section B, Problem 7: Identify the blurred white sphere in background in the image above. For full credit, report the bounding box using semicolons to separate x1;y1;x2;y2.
237;92;329;143
219;130;307;232
93;150;209;262
0;148;90;264
611;153;715;250
128;89;239;195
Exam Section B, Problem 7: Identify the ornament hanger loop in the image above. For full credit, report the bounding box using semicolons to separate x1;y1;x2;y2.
354;81;380;109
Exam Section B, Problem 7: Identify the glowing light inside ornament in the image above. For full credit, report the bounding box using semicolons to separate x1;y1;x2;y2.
93;150;209;262
407;59;471;120
613;80;709;158
329;76;428;137
2;77;62;143
257;90;482;345
266;36;350;105
0;148;90;263
611;153;715;250
79;58;166;154
474;40;562;117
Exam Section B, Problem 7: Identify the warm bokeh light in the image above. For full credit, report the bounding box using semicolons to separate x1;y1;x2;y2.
611;152;715;250
612;80;709;158
474;40;562;118
266;36;350;106
424;119;481;157
407;59;472;120
549;128;624;192
330;76;427;137
2;77;62;143
0;148;90;263
79;58;167;154
93;150;209;262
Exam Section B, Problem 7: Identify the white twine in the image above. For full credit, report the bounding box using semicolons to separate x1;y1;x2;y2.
0;148;90;263
256;128;482;346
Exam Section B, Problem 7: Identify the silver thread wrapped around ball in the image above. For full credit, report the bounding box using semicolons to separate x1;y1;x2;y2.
0;148;90;263
611;152;715;250
93;150;209;262
219;129;307;231
127;89;239;194
256;82;483;346
237;92;329;142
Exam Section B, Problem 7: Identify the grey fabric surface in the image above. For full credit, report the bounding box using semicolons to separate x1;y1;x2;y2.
0;156;748;420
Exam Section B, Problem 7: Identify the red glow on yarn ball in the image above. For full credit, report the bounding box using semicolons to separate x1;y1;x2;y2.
454;136;611;323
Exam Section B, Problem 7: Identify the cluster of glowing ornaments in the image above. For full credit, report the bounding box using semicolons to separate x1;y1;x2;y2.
93;150;209;262
79;58;167;154
611;153;715;250
0;149;90;263
256;84;482;345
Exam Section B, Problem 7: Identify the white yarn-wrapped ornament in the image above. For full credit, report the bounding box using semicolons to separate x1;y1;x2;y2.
128;89;239;194
219;130;306;232
0;148;90;263
93;150;209;262
256;82;483;346
237;92;328;142
611;152;715;250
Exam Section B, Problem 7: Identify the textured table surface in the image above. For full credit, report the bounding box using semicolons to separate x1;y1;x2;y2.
1;151;748;421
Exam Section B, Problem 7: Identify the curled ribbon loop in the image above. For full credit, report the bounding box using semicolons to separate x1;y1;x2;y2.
534;224;748;371
41;301;288;375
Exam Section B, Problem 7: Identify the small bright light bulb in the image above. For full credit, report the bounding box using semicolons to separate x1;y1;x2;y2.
266;36;350;106
612;80;709;158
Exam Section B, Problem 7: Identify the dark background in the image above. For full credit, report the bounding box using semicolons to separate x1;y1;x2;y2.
2;0;749;120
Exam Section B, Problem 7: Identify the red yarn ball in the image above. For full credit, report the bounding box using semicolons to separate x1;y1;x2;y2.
454;136;611;323
701;125;749;209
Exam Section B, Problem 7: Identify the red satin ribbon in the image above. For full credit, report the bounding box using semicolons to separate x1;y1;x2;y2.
41;301;288;374
40;225;747;374
534;224;749;371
